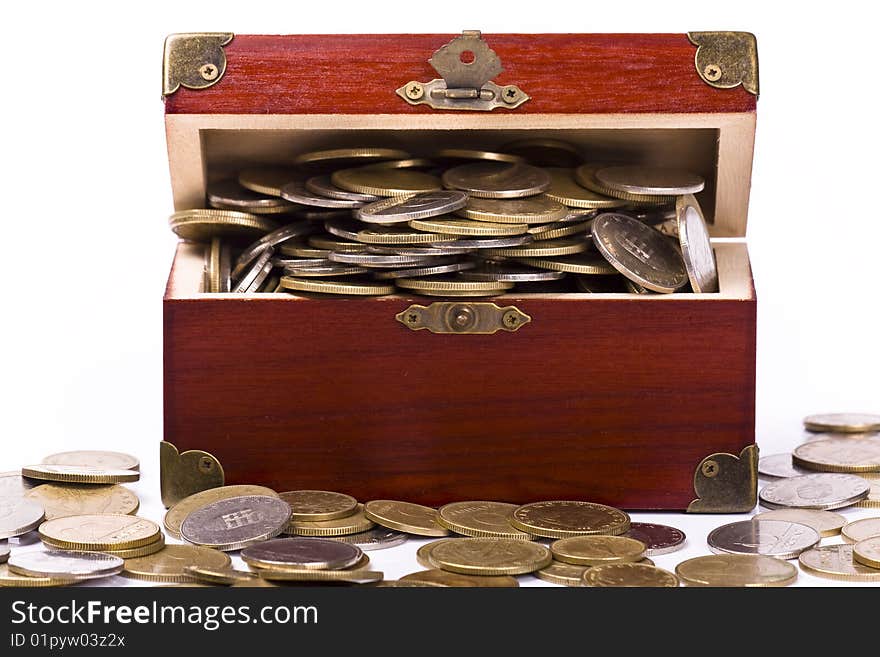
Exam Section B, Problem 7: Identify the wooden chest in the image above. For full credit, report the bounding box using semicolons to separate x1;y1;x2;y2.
161;31;759;512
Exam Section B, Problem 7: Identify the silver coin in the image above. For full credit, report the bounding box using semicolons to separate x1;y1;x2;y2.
207;179;299;213
180;495;292;552
591;213;688;293
442;162;551;199
244;260;274;293
804;413;880;434
0;472;35;498
707;520;819;559
676;195;718;293
759;453;811;479
232;247;274;293
305;175;380;203
374;260;476;280
0;545;8;563
294;209;354;222
282;263;369;277
793;437;880;473
324;218;364;241
231;222;315;281
752;509;846;537
241;537;362;571
273;256;330;268
357;191;469;224
280;180;365;209
218;243;233;292
330;527;408;551
759;473;871;510
368;245;476;256
595;165;705;196
8;550;123;580
0;498;45;539
623;523;686;556
432;235;533;249
328;252;437;268
460;263;565;282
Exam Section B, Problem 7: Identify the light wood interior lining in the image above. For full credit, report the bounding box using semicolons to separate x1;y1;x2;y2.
165;241;754;301
165;113;756;238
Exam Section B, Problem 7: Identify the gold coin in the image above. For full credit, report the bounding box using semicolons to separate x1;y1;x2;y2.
0;564;74;588
363;501;449;537
332;168;441;197
257;568;383;583
792;437;880;473
294;147;411;167
285;504;375;537
417;539;453;568
279;490;359;522
798;544;880;582
429;537;551;576
40;514;161;551
307;236;370;252
841;517;880;543
530;221;592;241
164;485;279;539
21;465;139;485
122;545;232;583
399;568;519;587
855;480;880;508
534;560;590;586
675;554;797;587
41;450;139;471
517;252;618;275
238;167;303;196
278;242;330;258
356;227;450;245
482;237;589;258
409;218;528;237
100;534;166;559
511;501;631;539
437;501;533;540
803;413;880;434
435;148;523;164
169;209;278;242
397;287;509;298
394;278;514;293
184;565;259;586
544;167;627;209
372;580;446;588
207;238;222;292
456;196;569;224
583;563;679;587
551;535;646;566
26;484;139;521
573;165;670;204
753;509;845;538
279;277;396;296
853;536;880;569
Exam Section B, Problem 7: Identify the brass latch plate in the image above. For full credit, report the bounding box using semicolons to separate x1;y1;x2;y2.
397;31;529;111
397;302;530;334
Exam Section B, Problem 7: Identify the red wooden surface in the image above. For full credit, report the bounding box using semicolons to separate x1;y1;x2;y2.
164;34;756;115
163;288;756;510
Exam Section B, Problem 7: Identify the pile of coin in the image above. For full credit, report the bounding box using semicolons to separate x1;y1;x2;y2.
169;142;720;297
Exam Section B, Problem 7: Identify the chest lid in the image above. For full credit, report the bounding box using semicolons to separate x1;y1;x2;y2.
162;31;758;238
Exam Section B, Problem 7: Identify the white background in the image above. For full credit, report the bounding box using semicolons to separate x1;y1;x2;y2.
2;1;879;586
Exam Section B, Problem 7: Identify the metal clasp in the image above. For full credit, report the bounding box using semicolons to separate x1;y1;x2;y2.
396;302;531;334
397;31;529;111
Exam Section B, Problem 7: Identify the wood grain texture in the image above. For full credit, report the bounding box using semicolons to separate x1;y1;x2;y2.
164;34;756;116
163;291;756;510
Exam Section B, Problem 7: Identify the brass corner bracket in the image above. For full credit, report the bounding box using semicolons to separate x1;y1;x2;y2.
687;444;758;513
688;31;759;97
162;32;234;97
160;441;225;508
397;31;529;111
397;302;530;334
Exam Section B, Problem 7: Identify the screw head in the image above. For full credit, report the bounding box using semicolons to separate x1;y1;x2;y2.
501;85;522;104
198;63;219;82
198;456;215;474
502;310;521;327
703;64;722;82
405;82;424;100
701;459;720;478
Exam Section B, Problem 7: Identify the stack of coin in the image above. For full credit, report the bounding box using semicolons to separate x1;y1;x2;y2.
168;143;718;297
239;537;383;584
